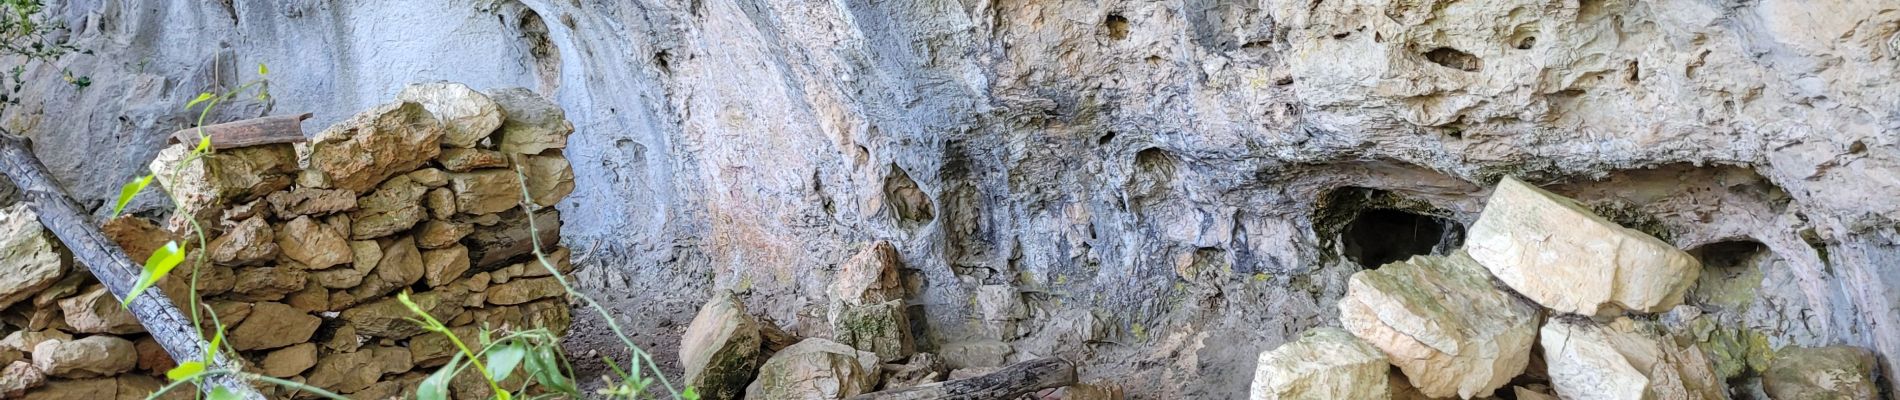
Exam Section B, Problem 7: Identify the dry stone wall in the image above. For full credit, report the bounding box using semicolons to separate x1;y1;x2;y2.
0;82;577;399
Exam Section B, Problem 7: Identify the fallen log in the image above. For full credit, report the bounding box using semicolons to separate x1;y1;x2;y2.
0;131;263;399
848;357;1077;400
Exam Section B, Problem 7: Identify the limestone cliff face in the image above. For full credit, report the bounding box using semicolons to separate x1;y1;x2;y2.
5;0;1898;396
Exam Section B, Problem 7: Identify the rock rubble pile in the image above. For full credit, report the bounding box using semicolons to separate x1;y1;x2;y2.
0;82;577;399
1251;177;1884;400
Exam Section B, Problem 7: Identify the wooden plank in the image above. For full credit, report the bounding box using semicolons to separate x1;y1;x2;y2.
848;357;1077;400
0;131;264;399
168;113;312;149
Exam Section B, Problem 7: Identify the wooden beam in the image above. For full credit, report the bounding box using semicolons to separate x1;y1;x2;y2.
167;113;311;149
0;131;263;399
848;357;1077;400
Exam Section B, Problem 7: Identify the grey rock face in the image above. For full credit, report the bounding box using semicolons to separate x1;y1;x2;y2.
3;0;1900;396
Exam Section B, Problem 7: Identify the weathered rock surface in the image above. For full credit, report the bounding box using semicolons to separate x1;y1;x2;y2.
230;302;322;350
486;277;564;305
488;88;572;155
396;81;504;148
1338;252;1539;398
1761;345;1881;400
448;169;525;215
276;216;352;269
520;151;574;207
309;102;443;193
260;343;319;378
1541;318;1725;400
1467;177;1701;316
58;286;142;334
1249;327;1389;400
679;292;761;400
304;346;412;394
745;338;880;400
147;143;298;224
265;187;357;217
31;336;136;378
0;361;44;397
0;205;66;310
348;175;429;239
13;1;1900;395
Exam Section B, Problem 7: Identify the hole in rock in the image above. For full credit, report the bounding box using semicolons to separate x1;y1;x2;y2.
1341;209;1465;269
1424;47;1481;72
883;164;934;227
1104;14;1130;40
1097;131;1117;145
1515;36;1537;49
1686;240;1769;311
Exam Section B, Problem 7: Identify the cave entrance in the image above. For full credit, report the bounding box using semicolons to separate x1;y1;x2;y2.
1341;208;1464;268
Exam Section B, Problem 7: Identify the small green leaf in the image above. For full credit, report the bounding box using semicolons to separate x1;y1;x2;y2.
486;342;527;381
164;361;204;381
524;345;574;394
418;353;460;400
124;241;184;306
110;174;154;217
207;386;239;400
682;387;700;400
194;132;212;153
256;63;268;76
205;329;223;360
186;92;213;109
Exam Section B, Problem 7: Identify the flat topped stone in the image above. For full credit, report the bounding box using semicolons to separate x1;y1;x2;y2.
1338;251;1540;399
1466;176;1700;317
1249;327;1390;400
1541;317;1725;400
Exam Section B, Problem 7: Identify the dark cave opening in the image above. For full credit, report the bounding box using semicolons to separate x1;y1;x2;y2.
1340;208;1465;269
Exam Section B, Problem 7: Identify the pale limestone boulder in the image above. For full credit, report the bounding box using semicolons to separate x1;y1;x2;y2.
397;81;504;148
31;336;136;377
1541;317;1725;400
0;361;43;397
0;204;66;310
1248;327;1390;400
830;300;912;363
680;291;762;400
1466;176;1700;316
745;338;880;400
1761;345;1880;400
1338;252;1540;398
488;88;573;155
309;101;443;193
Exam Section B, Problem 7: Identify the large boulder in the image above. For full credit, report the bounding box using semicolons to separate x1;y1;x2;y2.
1249;327;1390;400
0;204;67;310
1761;345;1881;400
1466;176;1700;316
745;338;881;400
1338;252;1540;398
680;292;763;400
31;336;136;378
396;82;504;148
487;88;573;155
1540;317;1725;400
309;101;443;193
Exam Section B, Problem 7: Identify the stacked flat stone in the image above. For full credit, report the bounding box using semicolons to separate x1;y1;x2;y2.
0;82;579;399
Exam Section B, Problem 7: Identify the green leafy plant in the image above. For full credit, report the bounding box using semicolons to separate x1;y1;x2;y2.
1;0;90;115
